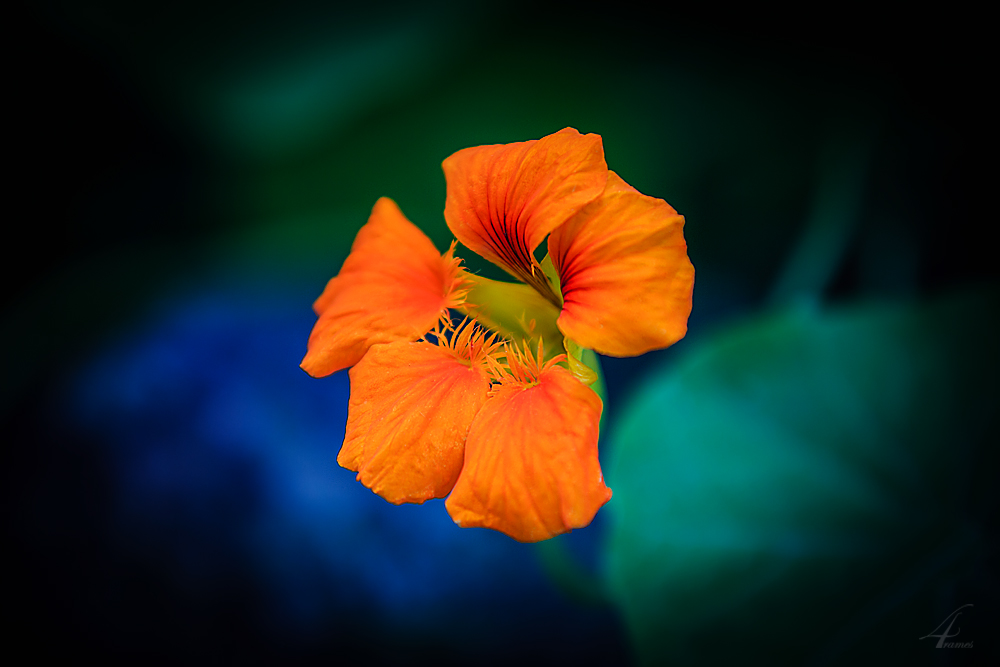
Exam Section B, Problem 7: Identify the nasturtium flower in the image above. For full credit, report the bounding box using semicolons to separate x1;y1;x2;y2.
301;128;694;542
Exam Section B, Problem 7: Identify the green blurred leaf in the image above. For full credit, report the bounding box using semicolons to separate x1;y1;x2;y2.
606;290;998;665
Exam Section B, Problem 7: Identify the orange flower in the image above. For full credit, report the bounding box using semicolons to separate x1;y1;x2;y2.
301;128;693;542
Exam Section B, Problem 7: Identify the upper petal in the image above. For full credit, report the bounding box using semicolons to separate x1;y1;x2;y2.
444;366;611;542
548;171;695;357
340;340;491;504
442;128;607;297
301;198;464;377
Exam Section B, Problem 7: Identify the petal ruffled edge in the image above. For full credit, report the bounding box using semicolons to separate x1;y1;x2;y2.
444;365;611;542
548;171;694;357
442;128;607;304
340;340;491;504
301;198;466;377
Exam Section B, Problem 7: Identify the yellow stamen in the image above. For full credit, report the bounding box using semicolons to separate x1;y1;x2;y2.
490;337;566;392
429;316;505;370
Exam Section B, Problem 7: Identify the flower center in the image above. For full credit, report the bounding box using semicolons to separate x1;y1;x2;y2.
429;317;504;370
479;214;563;308
491;338;566;392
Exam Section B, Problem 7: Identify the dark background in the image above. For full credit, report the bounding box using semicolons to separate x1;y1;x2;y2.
6;2;993;664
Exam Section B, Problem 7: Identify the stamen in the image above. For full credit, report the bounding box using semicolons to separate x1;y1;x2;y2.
490;337;567;391
433;316;506;370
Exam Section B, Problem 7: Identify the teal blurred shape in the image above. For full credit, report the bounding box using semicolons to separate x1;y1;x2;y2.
202;17;455;159
605;290;998;665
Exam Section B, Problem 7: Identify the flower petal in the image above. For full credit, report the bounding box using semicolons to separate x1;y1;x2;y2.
340;341;491;504
445;366;611;542
548;171;694;357
301;198;464;377
442;128;607;301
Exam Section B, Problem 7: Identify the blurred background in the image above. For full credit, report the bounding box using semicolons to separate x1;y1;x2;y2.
6;1;995;664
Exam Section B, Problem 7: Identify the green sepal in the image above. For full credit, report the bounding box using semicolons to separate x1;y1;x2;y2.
539;253;564;306
457;272;564;360
564;338;597;386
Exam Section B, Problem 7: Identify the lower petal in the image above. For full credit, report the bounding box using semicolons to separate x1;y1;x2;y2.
445;366;611;542
341;341;491;504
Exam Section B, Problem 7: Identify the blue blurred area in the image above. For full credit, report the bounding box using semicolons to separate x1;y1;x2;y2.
46;280;623;659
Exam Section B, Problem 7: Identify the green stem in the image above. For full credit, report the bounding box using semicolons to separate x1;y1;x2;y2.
768;130;872;308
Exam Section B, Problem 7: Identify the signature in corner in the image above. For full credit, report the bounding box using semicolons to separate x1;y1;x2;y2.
920;604;973;649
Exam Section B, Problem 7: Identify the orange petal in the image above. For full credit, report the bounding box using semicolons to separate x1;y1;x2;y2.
445;366;611;542
301;198;465;377
548;171;695;357
340;341;491;504
442;128;607;300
